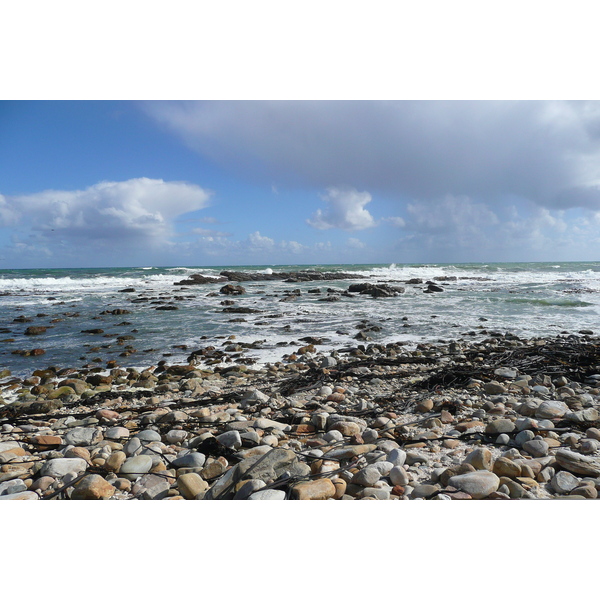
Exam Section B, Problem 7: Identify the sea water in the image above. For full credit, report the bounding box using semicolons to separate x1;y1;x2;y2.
1;262;599;379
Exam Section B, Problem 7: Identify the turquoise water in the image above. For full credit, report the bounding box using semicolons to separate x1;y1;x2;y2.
1;262;599;379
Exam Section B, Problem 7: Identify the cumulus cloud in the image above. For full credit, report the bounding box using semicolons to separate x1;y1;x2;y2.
246;231;275;250
307;187;376;231
192;227;231;237
1;178;212;251
143;101;600;211
347;237;366;249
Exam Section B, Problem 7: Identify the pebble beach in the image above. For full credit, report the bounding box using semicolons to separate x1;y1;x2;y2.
2;271;600;500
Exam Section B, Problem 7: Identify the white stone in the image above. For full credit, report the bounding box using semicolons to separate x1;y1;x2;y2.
448;471;500;499
216;430;242;450
387;448;407;466
248;489;286;500
64;427;102;447
41;458;88;479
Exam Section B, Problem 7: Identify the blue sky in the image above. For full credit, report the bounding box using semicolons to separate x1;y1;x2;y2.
2;100;600;268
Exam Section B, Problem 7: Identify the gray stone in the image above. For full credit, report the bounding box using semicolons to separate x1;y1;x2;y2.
386;448;407;466
64;427;102;447
248;489;286;500
566;408;600;423
120;455;153;480
123;437;142;456
216;430;242;450
253;417;291;431
494;367;518;379
241;389;270;406
0;441;22;453
137;474;171;500
411;484;440;498
532;385;551;394
362;487;391;500
389;465;409;486
555;449;600;477
40;458;88;479
550;471;580;494
515;429;536;447
233;479;266;500
447;471;500;499
0;491;38;500
104;426;130;440
134;429;162;442
485;419;515;435
535;401;568;419
171;452;206;469
522;439;549;458
352;466;381;487
515;417;538;431
362;428;379;444
320;357;337;368
373;461;393;477
580;439;600;454
237;448;298;483
0;478;27;496
496;434;511;445
484;382;507;395
165;429;188;445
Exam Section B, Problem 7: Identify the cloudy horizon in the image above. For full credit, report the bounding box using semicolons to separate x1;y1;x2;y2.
1;100;600;268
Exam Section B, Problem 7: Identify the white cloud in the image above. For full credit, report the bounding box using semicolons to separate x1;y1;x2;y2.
247;231;275;250
347;237;365;249
192;227;231;237
281;240;305;254
384;216;406;227
1;178;212;251
307;187;376;231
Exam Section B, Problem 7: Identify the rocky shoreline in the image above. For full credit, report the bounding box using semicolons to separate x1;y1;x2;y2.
1;332;600;500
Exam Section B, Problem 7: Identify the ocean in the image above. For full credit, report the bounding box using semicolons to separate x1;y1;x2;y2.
1;262;599;380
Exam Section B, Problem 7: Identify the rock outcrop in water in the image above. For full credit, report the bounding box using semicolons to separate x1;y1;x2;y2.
174;270;367;286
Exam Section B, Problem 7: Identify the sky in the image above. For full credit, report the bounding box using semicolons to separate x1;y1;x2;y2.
2;100;600;268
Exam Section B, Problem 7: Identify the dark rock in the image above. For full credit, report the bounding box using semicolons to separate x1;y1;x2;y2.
220;284;246;295
25;326;47;335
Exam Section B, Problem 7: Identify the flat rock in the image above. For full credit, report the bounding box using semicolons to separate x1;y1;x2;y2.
550;471;581;494
120;455;154;480
535;401;568;420
322;444;377;460
448;471;500;499
64;427;103;447
134;429;162;443
0;491;39;500
171;452;206;469
0;478;27;496
248;489;286;500
484;382;507;395
71;474;116;500
292;478;336;500
485;419;515;435
555;449;600;477
41;457;88;479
